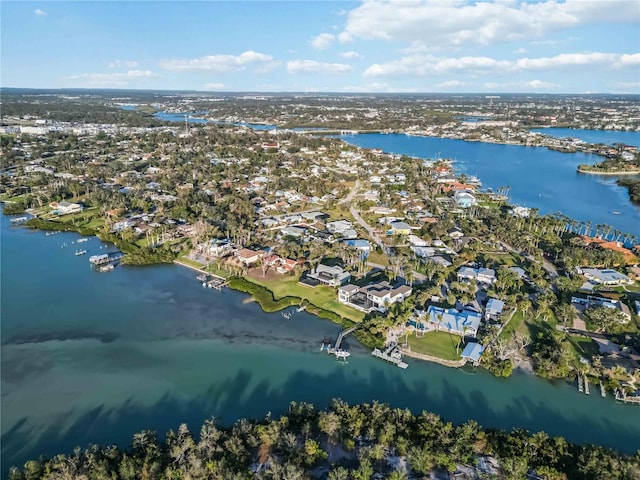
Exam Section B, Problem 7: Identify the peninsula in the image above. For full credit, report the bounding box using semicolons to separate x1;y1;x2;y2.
2;90;640;401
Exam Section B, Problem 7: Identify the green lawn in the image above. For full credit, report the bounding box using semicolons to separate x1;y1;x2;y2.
248;274;364;322
499;309;528;340
567;335;600;361
407;331;463;361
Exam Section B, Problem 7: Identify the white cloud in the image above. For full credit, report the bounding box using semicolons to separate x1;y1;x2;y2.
204;82;225;90
34;8;47;16
435;80;467;89
365;52;640;77
338;0;640;48
159;51;275;73
67;70;156;87
526;80;558;89
287;60;352;75
310;33;335;50
108;60;139;69
339;51;361;59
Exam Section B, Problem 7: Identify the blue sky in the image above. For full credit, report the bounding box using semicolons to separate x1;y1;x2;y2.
2;1;639;93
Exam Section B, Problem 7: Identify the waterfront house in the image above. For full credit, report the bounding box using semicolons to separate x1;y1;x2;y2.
52;200;82;215
485;298;505;320
461;342;485;363
206;238;233;257
338;281;412;313
307;264;351;287
236;248;263;267
421;306;482;338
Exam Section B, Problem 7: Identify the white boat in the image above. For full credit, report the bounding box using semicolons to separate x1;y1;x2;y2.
77;238;88;243
75;249;87;256
97;264;115;272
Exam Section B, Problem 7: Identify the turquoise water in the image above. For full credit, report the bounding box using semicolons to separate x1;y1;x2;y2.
337;133;640;237
2;211;640;470
531;128;640;148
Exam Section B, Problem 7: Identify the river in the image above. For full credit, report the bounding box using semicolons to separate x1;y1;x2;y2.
2;211;640;470
336;133;640;237
531;128;640;148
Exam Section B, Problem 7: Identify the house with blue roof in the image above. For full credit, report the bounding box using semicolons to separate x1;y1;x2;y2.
421;305;482;338
461;342;485;363
485;298;505;320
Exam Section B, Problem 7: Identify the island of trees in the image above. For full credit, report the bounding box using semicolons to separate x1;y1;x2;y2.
7;400;640;480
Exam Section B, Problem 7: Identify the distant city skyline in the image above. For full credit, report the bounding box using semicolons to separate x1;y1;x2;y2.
2;0;639;93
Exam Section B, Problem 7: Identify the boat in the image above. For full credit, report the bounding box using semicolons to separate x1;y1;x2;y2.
9;216;28;224
77;238;88;243
75;249;87;256
97;264;115;272
611;211;621;215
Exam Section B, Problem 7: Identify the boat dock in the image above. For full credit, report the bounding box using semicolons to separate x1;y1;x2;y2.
9;216;28;224
578;374;584;393
600;380;606;398
321;326;357;360
372;343;408;369
89;252;123;266
615;389;640;405
197;273;227;290
584;375;590;395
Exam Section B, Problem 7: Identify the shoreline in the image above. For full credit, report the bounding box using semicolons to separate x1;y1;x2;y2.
400;347;467;368
577;167;640;176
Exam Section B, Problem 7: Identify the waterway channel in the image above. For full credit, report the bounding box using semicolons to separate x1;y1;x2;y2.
2;211;640;470
337;133;640;237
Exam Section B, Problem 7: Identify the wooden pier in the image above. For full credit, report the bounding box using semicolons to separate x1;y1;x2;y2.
615;389;640;405
578;374;584;393
89;252;123;266
197;273;228;290
584;375;590;395
321;326;357;360
372;344;408;369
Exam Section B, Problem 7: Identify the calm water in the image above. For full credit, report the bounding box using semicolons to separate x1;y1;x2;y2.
531;128;640;148
338;133;640;237
2;212;640;470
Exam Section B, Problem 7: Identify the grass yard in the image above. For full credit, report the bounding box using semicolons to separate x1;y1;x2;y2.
407;331;463;361
248;274;364;322
567;335;600;361
499;309;528;340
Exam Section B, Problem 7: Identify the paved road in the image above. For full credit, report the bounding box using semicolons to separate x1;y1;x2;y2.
498;241;559;278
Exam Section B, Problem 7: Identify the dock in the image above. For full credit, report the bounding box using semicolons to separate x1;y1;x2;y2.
197;273;227;290
600;380;606;398
321;326;357;360
372;344;408;369
90;252;123;265
9;216;28;224
584;375;590;395
615;389;640;405
578;374;584;393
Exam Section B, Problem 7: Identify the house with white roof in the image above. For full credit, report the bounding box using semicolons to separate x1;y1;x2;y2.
581;268;632;286
418;306;482;338
485;298;505;320
458;266;496;285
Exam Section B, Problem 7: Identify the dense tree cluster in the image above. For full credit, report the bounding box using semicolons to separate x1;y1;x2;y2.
8;400;640;480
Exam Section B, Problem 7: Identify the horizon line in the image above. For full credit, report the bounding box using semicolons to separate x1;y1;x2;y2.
1;86;639;96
